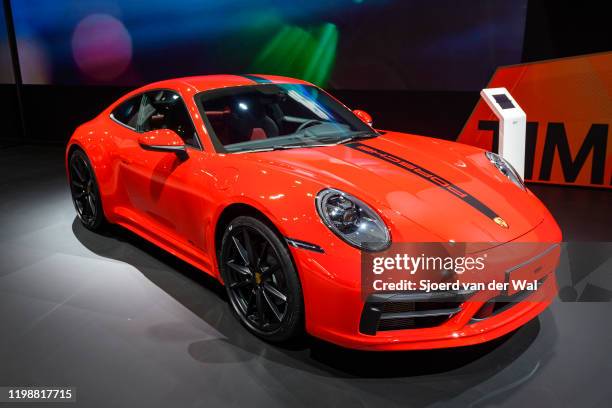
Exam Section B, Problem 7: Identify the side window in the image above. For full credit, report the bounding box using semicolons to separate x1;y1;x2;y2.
139;90;200;148
111;95;142;129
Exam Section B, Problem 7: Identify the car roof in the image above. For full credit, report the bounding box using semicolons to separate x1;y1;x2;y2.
105;74;315;113
138;74;311;94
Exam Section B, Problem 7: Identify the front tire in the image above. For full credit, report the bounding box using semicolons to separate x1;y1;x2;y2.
219;216;304;342
68;149;106;231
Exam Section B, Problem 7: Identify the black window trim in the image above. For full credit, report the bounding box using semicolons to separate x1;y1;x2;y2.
110;93;142;132
109;88;204;151
110;112;137;131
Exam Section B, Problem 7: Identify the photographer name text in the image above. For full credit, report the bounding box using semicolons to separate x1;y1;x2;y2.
372;279;541;292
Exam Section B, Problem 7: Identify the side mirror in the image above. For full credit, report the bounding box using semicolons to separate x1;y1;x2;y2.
353;109;373;127
138;129;188;160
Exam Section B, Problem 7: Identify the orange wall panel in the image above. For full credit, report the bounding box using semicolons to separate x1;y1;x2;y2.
458;52;612;189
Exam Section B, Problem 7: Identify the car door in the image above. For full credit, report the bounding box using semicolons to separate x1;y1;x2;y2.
118;89;212;264
109;92;145;207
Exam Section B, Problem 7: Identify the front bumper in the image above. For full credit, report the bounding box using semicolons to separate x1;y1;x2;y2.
289;215;561;351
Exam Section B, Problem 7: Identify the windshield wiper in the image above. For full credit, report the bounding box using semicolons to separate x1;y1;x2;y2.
233;144;311;153
316;131;379;145
235;132;379;153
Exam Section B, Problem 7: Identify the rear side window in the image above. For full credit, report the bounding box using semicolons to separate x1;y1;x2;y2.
111;95;142;129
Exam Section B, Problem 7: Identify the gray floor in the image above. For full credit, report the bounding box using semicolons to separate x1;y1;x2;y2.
0;146;610;408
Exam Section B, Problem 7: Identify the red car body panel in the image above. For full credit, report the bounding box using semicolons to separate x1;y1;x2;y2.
66;74;562;350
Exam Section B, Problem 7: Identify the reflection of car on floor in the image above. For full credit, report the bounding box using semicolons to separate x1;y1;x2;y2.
66;74;561;350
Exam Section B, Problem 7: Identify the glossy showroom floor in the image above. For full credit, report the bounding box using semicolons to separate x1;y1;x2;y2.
0;146;610;408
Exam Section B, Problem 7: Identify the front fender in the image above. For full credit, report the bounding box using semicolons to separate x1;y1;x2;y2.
214;167;332;250
211;163;364;285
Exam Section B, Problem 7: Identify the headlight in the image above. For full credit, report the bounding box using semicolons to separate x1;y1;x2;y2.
316;188;390;251
485;152;525;190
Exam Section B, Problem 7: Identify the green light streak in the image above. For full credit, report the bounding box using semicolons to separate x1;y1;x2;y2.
250;23;338;87
303;23;338;86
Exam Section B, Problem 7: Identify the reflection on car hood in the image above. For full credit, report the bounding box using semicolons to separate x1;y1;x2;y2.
241;132;545;243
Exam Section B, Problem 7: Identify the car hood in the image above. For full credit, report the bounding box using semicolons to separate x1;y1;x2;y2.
241;132;545;244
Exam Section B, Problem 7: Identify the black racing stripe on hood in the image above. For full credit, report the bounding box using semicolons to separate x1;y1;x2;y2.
240;74;272;83
346;142;500;221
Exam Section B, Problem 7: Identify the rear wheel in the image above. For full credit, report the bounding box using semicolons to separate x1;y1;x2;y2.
69;149;105;231
219;216;303;342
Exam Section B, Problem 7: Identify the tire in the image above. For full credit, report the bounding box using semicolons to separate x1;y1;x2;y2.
68;149;106;231
219;216;304;342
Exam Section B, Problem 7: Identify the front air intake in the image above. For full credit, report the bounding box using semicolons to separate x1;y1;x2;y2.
359;292;471;335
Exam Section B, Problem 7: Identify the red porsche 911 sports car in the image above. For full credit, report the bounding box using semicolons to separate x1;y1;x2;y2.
66;74;561;350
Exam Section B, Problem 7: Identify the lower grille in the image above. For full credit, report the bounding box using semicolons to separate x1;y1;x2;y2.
377;314;452;331
359;292;471;335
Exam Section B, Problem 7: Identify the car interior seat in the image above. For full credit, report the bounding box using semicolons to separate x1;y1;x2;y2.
228;98;279;144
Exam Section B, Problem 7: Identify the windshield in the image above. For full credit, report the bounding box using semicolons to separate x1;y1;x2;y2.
195;84;378;153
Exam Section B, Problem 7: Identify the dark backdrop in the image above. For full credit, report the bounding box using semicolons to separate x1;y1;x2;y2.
2;0;610;145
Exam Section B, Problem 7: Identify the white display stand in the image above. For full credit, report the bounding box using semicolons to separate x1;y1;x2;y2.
480;87;526;179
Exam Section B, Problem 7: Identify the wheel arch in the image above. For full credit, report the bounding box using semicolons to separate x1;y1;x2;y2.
214;202;287;261
65;142;84;176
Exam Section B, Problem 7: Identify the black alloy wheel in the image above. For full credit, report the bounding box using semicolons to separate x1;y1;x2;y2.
69;149;105;230
220;216;303;342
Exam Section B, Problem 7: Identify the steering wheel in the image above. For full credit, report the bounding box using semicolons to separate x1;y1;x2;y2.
297;119;323;132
